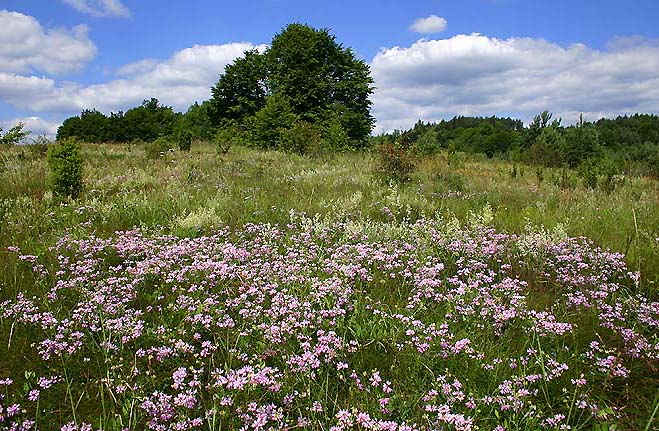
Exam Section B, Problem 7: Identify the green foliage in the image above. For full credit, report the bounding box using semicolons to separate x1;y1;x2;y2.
526;126;565;167
249;93;298;149
144;137;172;159
321;114;350;152
47;138;83;199
524;110;562;148
376;142;416;182
554;168;578;191
56;109;105;142
210;49;267;125
1;122;31;146
435;170;466;191
413;128;441;156
280;121;322;155
123;98;179;142
597;156;620;193
562;125;601;168
57;99;179;143
177;130;192;152
376;112;659;176
267;24;374;143
535;167;544;182
210;23;374;149
177;101;216;141
483;129;519;157
578;158;599;189
214;122;246;155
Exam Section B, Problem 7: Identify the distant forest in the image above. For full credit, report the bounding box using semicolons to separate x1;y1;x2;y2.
372;112;659;177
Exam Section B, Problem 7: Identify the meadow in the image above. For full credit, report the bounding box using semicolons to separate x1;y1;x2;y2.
0;142;658;431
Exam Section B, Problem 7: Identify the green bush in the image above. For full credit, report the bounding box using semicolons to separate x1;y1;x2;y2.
47;138;83;199
215;123;246;155
413;128;441;156
177;130;192;152
375;142;416;182
578;159;599;189
597;157;620;193
321;116;350;152
144;137;172;159
249;93;297;149
280;121;322;155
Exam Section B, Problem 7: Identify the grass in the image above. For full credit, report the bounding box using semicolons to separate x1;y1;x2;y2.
2;143;657;291
0;141;658;430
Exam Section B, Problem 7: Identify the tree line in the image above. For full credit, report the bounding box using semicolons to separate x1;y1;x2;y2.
372;112;659;177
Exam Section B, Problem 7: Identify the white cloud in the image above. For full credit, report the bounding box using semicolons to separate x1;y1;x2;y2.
115;58;159;76
0;10;97;75
60;0;131;18
410;15;447;34
0;42;267;117
1;116;60;139
371;34;659;132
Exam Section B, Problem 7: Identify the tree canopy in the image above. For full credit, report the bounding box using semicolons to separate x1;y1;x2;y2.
56;99;179;143
209;23;375;148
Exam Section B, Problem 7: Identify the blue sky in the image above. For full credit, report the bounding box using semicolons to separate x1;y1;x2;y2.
2;0;659;136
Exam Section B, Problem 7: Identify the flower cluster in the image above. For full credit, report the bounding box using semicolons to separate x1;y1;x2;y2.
1;216;657;430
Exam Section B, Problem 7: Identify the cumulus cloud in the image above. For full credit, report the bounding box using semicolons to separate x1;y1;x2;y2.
60;0;131;18
0;42;266;116
0;10;97;75
115;58;159;76
1;116;61;139
371;34;659;132
410;15;447;34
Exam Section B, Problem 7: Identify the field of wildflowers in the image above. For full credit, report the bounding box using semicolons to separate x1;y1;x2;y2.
1;143;658;430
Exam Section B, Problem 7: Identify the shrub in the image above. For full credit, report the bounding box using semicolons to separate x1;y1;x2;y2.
321;116;350;152
127;138;144;152
413;128;441;156
578;159;599;189
144;137;172;159
177;130;193;152
215;123;246;155
526;127;565;167
597;157;620;193
375;142;416;182
47;138;83;199
249;93;297;149
447;150;467;168
280;121;322;155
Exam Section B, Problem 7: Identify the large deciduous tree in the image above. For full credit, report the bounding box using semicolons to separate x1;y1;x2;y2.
210;49;268;125
209;24;375;148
